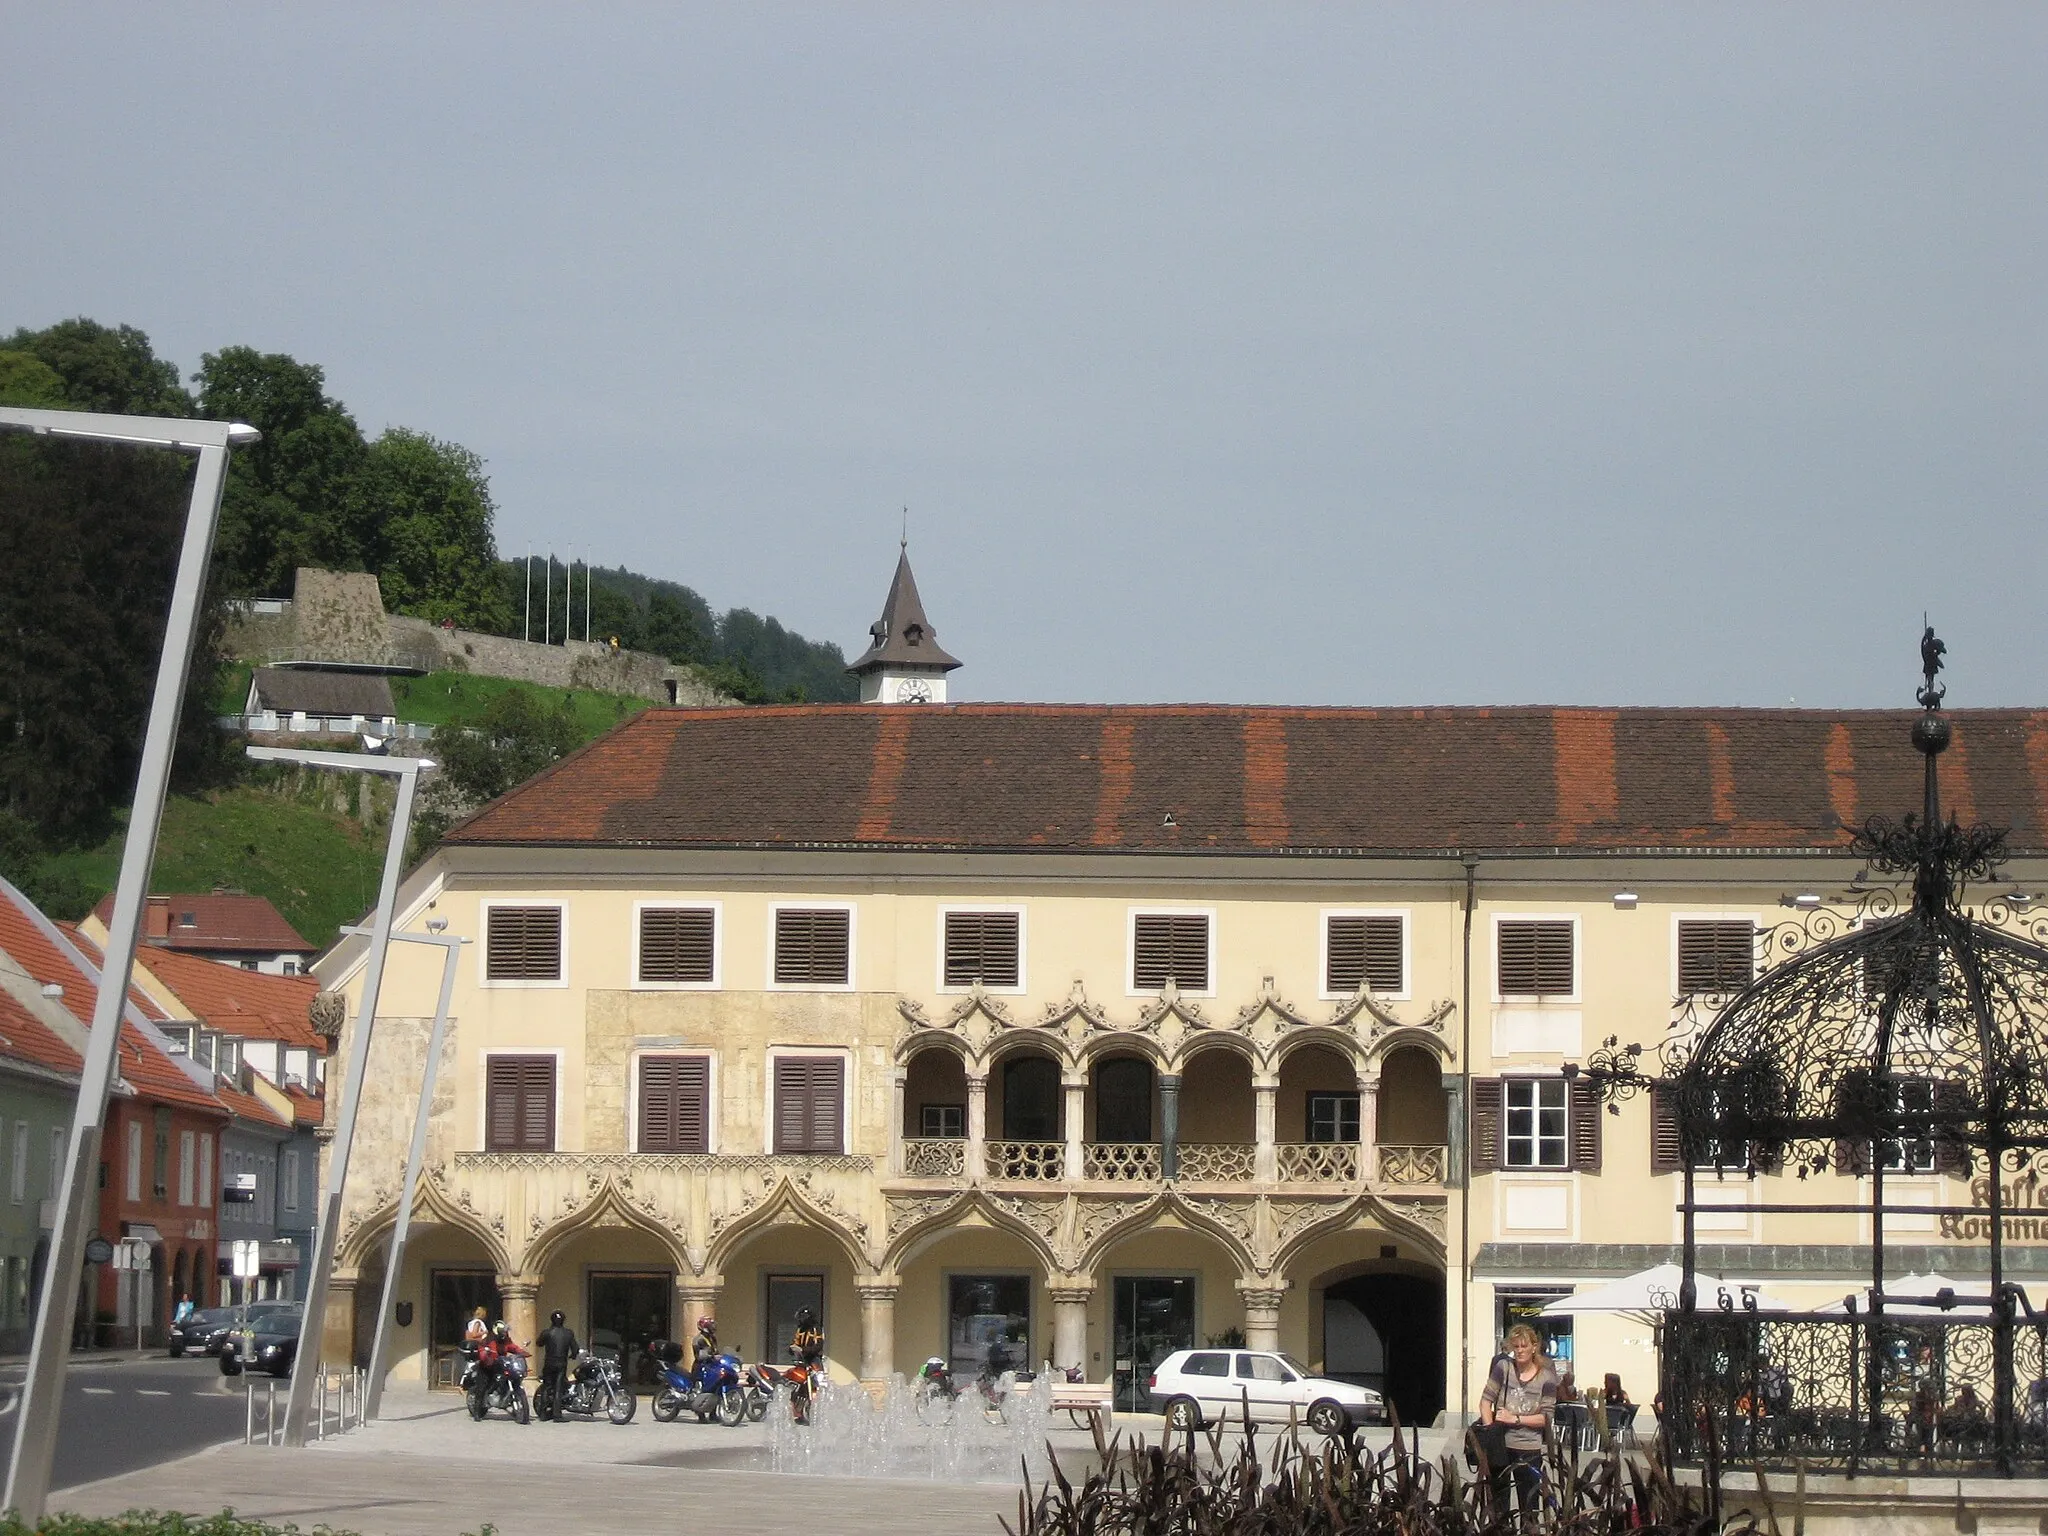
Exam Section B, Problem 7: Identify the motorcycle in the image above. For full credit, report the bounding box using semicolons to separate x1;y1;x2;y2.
460;1344;531;1424
645;1341;748;1426
780;1356;824;1424
741;1362;778;1422
539;1350;637;1425
914;1357;960;1424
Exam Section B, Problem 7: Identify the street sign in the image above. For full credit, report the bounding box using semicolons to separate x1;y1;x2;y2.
82;1237;112;1266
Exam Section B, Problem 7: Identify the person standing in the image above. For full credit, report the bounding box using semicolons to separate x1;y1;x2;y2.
536;1310;579;1421
1478;1323;1558;1522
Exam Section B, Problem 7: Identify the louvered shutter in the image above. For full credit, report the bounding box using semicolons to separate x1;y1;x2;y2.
808;1058;844;1153
1132;914;1209;991
775;910;852;986
773;1059;810;1152
1326;916;1404;994
487;1056;556;1151
1569;1079;1603;1173
1932;1079;1972;1176
944;912;1021;988
1833;1068;1875;1175
639;1055;710;1153
1497;921;1574;997
1650;1085;1682;1174
486;907;563;982
1677;920;1756;995
639;908;716;983
773;1057;845;1154
1469;1078;1503;1173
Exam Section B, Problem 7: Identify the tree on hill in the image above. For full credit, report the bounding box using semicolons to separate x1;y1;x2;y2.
4;318;192;416
355;429;512;631
0;351;68;407
409;687;580;854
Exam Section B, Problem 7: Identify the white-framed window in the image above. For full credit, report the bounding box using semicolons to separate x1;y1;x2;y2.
177;1130;195;1206
1321;909;1408;999
769;904;856;990
1673;915;1759;997
634;902;721;989
764;1046;852;1155
1494;916;1579;1002
1503;1078;1570;1169
8;1123;24;1204
46;1127;62;1203
124;1120;142;1202
937;905;1025;993
480;901;568;988
634;1052;714;1153
280;1148;299;1213
1127;908;1215;996
199;1132;214;1208
483;1052;561;1151
1881;1080;1939;1173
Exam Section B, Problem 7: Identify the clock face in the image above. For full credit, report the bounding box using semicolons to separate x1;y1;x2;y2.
896;678;933;704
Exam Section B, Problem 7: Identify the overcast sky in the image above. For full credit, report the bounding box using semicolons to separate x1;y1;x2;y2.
7;5;2044;708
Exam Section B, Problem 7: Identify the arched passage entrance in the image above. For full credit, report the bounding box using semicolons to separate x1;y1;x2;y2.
1318;1268;1445;1428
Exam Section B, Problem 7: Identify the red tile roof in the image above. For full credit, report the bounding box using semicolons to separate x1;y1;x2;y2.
442;704;2048;856
123;948;325;1052
283;1082;324;1128
214;1078;290;1129
92;893;313;955
0;989;82;1082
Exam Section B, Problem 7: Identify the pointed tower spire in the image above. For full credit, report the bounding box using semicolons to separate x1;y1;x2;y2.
847;541;960;703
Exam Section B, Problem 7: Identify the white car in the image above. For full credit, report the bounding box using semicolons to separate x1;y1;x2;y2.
1148;1348;1386;1434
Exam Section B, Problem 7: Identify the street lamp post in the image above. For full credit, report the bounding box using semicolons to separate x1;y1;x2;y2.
0;407;258;1523
350;923;468;1422
241;745;432;1447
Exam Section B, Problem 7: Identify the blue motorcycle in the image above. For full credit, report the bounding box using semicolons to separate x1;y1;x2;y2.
647;1341;747;1426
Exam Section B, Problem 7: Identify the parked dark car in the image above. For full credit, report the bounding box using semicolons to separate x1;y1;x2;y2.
168;1307;238;1358
220;1305;304;1378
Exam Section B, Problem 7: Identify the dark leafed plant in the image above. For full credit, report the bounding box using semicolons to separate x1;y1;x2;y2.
1009;1409;1754;1536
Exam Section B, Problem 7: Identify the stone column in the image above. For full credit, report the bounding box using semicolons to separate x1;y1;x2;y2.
676;1278;721;1344
497;1276;540;1352
1238;1282;1287;1352
321;1272;358;1370
1253;1076;1279;1184
1063;1076;1087;1182
856;1282;898;1383
1359;1072;1381;1184
1050;1282;1093;1376
1159;1073;1182;1182
889;1068;907;1176
967;1073;989;1184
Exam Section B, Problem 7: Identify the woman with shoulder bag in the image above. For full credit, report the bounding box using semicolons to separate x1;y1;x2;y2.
1476;1324;1558;1522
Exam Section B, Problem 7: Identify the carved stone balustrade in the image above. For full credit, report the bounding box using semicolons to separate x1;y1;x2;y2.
1175;1143;1257;1182
984;1140;1064;1181
1273;1142;1361;1183
1376;1145;1447;1187
899;1139;966;1178
1083;1142;1162;1182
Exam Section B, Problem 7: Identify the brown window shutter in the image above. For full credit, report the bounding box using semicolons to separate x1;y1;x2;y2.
1133;914;1209;991
1469;1078;1503;1173
1326;916;1404;994
773;1056;844;1154
487;1055;556;1151
809;1058;844;1154
1832;1067;1875;1175
773;1059;808;1152
775;909;851;986
639;1055;711;1154
1569;1079;1603;1173
1498;921;1573;997
1650;1084;1682;1175
1677;920;1755;995
486;907;563;982
1932;1079;1972;1176
943;911;1021;988
486;1058;521;1150
640;908;716;983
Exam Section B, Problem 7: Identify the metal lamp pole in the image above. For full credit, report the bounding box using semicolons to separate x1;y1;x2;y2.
241;745;432;1447
352;924;467;1421
0;407;258;1522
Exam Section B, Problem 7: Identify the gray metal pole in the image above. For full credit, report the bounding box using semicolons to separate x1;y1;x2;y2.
3;433;241;1521
361;931;465;1421
280;765;420;1446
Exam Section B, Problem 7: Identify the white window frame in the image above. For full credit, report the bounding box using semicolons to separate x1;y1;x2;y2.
9;1123;24;1204
477;899;570;990
766;902;858;993
1502;1076;1571;1170
631;900;723;990
1669;911;1763;999
124;1120;142;1202
199;1132;213;1209
177;1130;195;1207
761;1045;854;1156
936;904;1028;995
1125;906;1218;999
477;1048;567;1152
628;1047;719;1154
1318;908;1412;1001
1491;913;1582;1004
46;1127;62;1204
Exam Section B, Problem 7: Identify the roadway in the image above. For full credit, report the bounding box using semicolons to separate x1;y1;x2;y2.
0;1353;250;1492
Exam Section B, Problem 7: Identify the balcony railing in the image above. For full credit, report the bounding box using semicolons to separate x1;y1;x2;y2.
900;1138;966;1177
1377;1145;1447;1185
1083;1142;1162;1181
1176;1143;1257;1181
1275;1142;1361;1182
984;1140;1064;1180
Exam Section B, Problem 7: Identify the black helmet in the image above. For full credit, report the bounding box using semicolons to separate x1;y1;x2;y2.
795;1308;816;1328
696;1316;717;1335
551;1311;565;1327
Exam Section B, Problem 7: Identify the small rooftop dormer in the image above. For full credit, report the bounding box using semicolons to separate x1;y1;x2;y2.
845;542;961;704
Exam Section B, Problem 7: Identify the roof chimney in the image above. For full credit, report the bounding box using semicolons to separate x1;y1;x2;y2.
144;896;170;942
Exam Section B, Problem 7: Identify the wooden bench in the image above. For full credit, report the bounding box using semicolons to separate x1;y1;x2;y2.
1049;1380;1112;1430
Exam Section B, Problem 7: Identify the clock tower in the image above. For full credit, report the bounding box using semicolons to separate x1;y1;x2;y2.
846;542;961;704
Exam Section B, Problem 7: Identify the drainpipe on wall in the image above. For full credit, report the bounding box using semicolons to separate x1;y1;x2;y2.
1457;850;1479;1427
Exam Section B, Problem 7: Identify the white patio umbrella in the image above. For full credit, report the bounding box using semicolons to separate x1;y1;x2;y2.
1808;1272;1996;1317
1540;1263;1775;1326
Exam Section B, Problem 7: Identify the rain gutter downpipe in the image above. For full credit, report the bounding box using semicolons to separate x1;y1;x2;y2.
1458;849;1479;1427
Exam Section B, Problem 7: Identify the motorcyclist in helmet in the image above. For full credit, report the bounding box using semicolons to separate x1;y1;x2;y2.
536;1309;579;1422
790;1307;824;1369
692;1315;720;1370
